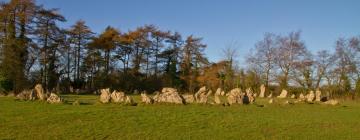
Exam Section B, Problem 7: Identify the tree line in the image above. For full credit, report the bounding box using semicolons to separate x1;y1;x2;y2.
0;0;359;97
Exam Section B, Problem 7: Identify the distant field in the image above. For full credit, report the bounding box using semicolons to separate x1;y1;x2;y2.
0;95;359;140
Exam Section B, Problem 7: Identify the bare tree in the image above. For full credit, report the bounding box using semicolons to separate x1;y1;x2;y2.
247;33;276;88
274;31;307;89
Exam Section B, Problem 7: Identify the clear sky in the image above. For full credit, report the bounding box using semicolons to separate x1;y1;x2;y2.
35;0;360;64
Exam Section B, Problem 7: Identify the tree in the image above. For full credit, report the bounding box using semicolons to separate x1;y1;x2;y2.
180;35;208;93
0;0;37;93
274;31;307;89
314;50;334;89
247;33;276;89
67;20;93;88
34;8;66;91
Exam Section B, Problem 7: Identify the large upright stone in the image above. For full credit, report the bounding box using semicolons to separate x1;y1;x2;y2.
111;90;126;103
315;89;321;102
259;84;266;98
194;86;210;104
194;86;207;101
306;91;315;102
215;88;222;96
277;89;288;98
227;88;243;105
99;88;111;103
34;84;46;100
214;95;221;104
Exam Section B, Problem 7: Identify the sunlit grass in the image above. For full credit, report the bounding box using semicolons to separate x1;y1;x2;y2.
0;95;359;140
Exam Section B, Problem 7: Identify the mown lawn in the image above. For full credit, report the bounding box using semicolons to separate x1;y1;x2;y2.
0;95;359;140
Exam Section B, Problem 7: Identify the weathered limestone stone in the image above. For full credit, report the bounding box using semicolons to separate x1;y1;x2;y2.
290;94;296;99
194;86;207;101
182;94;195;103
299;93;305;100
110;90;126;103
125;96;135;105
215;88;222;96
259;84;266;98
267;93;272;98
246;88;253;95
214;94;221;104
324;99;339;105
153;88;184;104
16;90;35;100
220;91;226;96
194;86;211;104
99;88;111;103
277;89;287;98
141;93;153;104
227;88;243;105
47;93;62;104
315;89;321;102
306;91;315;102
34;84;46;100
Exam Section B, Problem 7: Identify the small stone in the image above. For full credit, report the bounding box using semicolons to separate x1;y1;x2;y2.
46;93;62;104
306;91;315;102
290;94;295;99
99;88;111;103
141;93;153;104
324;99;339;105
269;99;273;104
277;89;287;98
182;94;195;103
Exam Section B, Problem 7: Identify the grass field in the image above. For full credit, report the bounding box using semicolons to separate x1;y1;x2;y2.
0;95;360;140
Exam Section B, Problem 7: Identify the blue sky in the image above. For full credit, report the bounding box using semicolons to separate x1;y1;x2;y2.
35;0;360;64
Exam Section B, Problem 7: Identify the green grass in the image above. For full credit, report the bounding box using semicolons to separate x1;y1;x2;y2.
1;95;360;140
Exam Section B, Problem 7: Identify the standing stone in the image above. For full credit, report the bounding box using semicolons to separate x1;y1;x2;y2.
34;84;46;100
214;94;221;104
141;93;153;104
215;88;222;96
153;88;184;104
277;89;288;98
227;88;243;105
194;86;207;101
220;91;226;96
182;94;195;103
290;94;296;99
315;89;321;102
299;93;305;100
16;90;35;100
125;96;135;105
47;93;62;104
198;93;208;103
99;88;111;103
110;90;126;103
246;88;253;95
306;91;315;102
259;84;266;98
